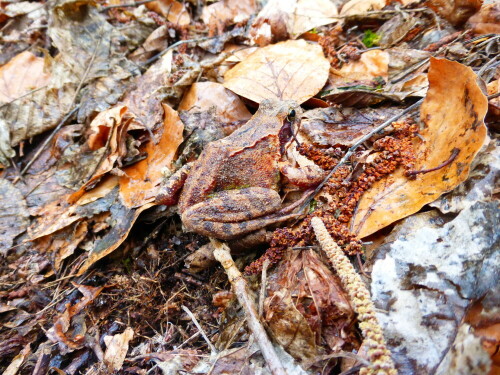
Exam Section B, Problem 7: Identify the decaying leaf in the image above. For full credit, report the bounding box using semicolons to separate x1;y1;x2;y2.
265;250;357;365
250;0;338;45
224;39;330;104
145;0;190;25
103;327;134;371
119;104;184;208
0;2;138;165
0;179;29;253
352;58;488;237
2;343;31;375
202;0;257;34
425;0;482;26
466;3;500;35
68;106;131;204
46;283;104;353
0;51;50;103
178;82;252;129
300;106;401;147
340;0;386;16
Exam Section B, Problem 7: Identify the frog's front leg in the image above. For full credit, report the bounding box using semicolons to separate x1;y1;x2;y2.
181;187;300;240
155;163;193;205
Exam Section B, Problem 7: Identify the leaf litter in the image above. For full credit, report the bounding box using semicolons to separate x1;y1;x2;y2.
0;0;498;374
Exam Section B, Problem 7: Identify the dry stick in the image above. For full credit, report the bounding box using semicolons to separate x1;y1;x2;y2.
210;239;287;375
181;305;217;355
300;99;424;213
311;217;397;375
140;36;215;67
99;0;155;11
19;105;80;176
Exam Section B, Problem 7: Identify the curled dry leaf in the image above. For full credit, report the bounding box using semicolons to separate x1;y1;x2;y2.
119;104;184;208
46;283;104;353
202;0;257;33
340;0;386;16
466;3;500;35
68;105;131;204
352;58;488;237
250;0;338;45
425;0;482;26
104;327;134;372
178;82;252;127
145;0;190;26
0;179;29;253
223;39;330;104
323;50;395;106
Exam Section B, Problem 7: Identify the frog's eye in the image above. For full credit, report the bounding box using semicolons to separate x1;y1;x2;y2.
287;109;296;121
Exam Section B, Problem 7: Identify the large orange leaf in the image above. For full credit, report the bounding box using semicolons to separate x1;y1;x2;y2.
119;104;184;208
352;58;488;238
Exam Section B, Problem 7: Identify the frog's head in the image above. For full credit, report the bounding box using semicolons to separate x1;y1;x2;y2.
259;99;302;152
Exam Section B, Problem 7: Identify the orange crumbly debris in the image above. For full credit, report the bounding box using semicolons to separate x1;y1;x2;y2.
245;120;418;275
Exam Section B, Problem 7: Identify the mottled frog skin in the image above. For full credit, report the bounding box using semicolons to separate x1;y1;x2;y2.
156;99;322;240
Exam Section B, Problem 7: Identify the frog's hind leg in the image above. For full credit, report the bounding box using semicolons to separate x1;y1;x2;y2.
181;187;299;240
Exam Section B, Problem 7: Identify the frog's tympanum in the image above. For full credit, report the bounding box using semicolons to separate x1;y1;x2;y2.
156;99;324;240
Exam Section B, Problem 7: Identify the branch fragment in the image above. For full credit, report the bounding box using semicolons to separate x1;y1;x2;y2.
210;239;287;375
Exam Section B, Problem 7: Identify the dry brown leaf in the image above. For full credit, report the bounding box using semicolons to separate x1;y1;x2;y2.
68;106;131;204
223;39;329;104
29;175;119;240
46;283;104;353
340;0;386;16
250;0;338;45
0;51;50;103
2;343;31;375
467;3;500;35
119;104;184;208
0;179;29;253
333;50;389;83
77;202;154;276
179;82;252;125
352;58;488;237
265;250;356;364
202;0;257;33
146;0;190;25
104;327;134;372
426;0;482;26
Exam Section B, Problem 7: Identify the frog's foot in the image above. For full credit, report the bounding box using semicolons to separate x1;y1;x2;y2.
181;187;300;240
280;164;326;188
155;163;193;206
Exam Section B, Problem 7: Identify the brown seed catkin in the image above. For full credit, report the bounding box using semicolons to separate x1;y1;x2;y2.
311;217;397;375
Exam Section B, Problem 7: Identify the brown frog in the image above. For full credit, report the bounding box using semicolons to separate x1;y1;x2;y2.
156;99;324;240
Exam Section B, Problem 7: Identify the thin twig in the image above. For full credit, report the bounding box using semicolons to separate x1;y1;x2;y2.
300;99;423;212
181;305;217;355
99;0;155;11
406;147;459;177
19;105;80;176
140;36;215;66
259;259;270;317
488;92;500;100
211;239;287;375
